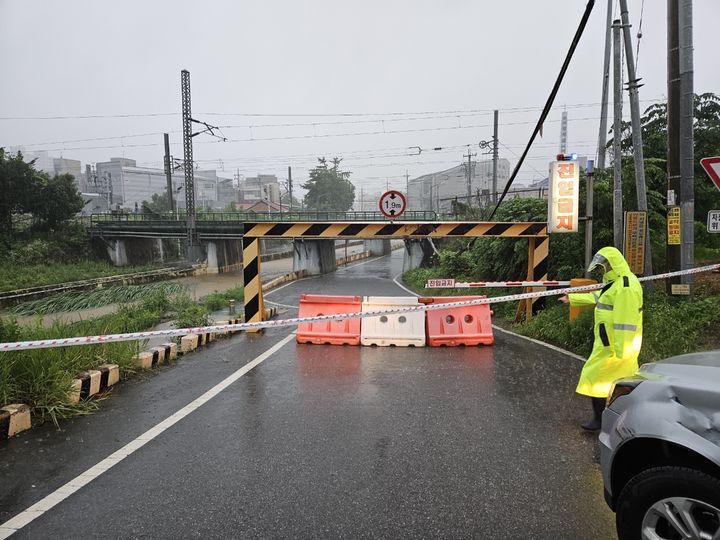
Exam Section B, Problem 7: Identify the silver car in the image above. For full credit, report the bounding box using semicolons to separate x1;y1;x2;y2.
600;350;720;539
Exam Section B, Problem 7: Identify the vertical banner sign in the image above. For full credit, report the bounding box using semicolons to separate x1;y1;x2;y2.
623;211;647;275
667;207;681;245
547;160;579;233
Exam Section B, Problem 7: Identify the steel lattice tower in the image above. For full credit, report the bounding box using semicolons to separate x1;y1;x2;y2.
181;69;197;247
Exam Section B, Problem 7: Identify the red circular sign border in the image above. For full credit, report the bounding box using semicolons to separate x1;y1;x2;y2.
378;190;407;219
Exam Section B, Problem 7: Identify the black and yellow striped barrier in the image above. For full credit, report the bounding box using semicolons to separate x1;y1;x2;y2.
242;221;549;326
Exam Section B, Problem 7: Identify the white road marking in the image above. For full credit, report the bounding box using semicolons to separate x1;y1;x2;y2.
264;300;299;310
392;272;420;297
491;325;586;363
0;333;296;540
337;256;383;272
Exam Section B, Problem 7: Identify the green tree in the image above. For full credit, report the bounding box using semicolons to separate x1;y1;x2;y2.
616;92;720;222
0;149;40;232
0;150;83;232
302;158;355;211
31;173;85;229
141;191;173;215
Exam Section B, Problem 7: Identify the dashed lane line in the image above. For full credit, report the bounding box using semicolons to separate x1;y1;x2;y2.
0;333;297;540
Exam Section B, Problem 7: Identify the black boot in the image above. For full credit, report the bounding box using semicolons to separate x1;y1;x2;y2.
580;397;605;431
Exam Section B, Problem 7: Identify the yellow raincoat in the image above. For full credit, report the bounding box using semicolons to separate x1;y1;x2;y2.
569;247;643;398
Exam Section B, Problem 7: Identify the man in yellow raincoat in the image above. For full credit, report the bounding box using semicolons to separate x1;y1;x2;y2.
560;247;643;430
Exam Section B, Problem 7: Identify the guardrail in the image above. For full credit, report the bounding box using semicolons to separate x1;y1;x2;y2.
90;210;441;224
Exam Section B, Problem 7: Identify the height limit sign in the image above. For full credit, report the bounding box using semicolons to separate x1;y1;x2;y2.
379;190;407;219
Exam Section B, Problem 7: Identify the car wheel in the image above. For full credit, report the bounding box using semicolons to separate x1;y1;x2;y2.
616;466;720;540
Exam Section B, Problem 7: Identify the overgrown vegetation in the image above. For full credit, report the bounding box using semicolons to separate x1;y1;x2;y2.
0;282;235;423
0;290;173;425
200;286;244;311
11;282;188;315
0;261;159;293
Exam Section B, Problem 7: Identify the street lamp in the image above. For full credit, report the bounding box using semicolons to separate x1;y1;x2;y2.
174;184;184;219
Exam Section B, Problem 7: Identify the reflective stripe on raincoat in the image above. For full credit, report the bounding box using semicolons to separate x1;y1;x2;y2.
569;247;643;398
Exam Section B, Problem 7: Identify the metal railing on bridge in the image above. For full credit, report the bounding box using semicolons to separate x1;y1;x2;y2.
90;210;441;224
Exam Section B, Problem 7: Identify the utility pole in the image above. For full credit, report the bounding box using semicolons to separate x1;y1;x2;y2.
163;133;174;214
585;160;595;277
181;70;200;261
405;170;410;197
612;20;623;250
619;0;652;276
287;166;293;211
559;110;568;154
596;0;613;170
463;147;476;202
667;0;695;293
492;110;499;203
360;187;364;211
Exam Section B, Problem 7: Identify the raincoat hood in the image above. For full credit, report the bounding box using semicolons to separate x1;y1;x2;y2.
593;246;632;283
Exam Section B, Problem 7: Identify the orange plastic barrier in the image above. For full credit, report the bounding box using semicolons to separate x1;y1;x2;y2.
420;296;494;346
296;294;363;345
569;278;598;321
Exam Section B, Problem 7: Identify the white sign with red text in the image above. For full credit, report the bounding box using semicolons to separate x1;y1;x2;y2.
547;160;579;233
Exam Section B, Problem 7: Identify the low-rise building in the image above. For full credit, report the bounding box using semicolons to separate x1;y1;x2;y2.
407;159;511;212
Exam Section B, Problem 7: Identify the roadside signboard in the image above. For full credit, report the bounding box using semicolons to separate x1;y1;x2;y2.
708;210;720;234
624;211;647;274
671;283;691;296
700;157;720;192
667;207;681;245
379;190;406;219
426;278;456;288
547;160;579;233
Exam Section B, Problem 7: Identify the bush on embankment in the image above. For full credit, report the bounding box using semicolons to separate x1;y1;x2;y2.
0;283;247;424
0;261;157;293
0;289;173;425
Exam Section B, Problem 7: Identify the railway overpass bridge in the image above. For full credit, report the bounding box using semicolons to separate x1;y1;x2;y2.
88;211;549;324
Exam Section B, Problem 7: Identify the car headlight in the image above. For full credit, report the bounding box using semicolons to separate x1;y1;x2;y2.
607;380;642;407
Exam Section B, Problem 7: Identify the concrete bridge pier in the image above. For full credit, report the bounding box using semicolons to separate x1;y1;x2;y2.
402;239;434;273
107;239;129;267
363;239;391;256
205;240;242;274
292;239;337;276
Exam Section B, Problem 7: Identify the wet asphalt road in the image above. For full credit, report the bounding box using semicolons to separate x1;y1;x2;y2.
0;251;616;539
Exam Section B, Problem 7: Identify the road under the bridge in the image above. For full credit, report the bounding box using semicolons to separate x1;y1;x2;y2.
0;250;616;539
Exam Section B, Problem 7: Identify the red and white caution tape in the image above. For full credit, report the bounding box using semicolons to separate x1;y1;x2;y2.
426;278;571;288
1;263;718;352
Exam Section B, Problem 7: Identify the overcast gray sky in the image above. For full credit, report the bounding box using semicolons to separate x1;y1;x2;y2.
1;0;718;195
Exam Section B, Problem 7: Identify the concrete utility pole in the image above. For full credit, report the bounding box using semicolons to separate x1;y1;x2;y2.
492;110;499;203
667;0;695;293
585;159;595;277
596;0;613;170
619;0;652;275
163;133;174;214
612;20;624;250
463;147;476;202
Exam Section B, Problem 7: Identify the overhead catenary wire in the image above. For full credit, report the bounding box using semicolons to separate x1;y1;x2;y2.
487;0;596;220
0;97;663;123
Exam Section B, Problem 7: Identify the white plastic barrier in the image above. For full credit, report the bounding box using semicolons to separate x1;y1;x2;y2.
360;296;426;347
